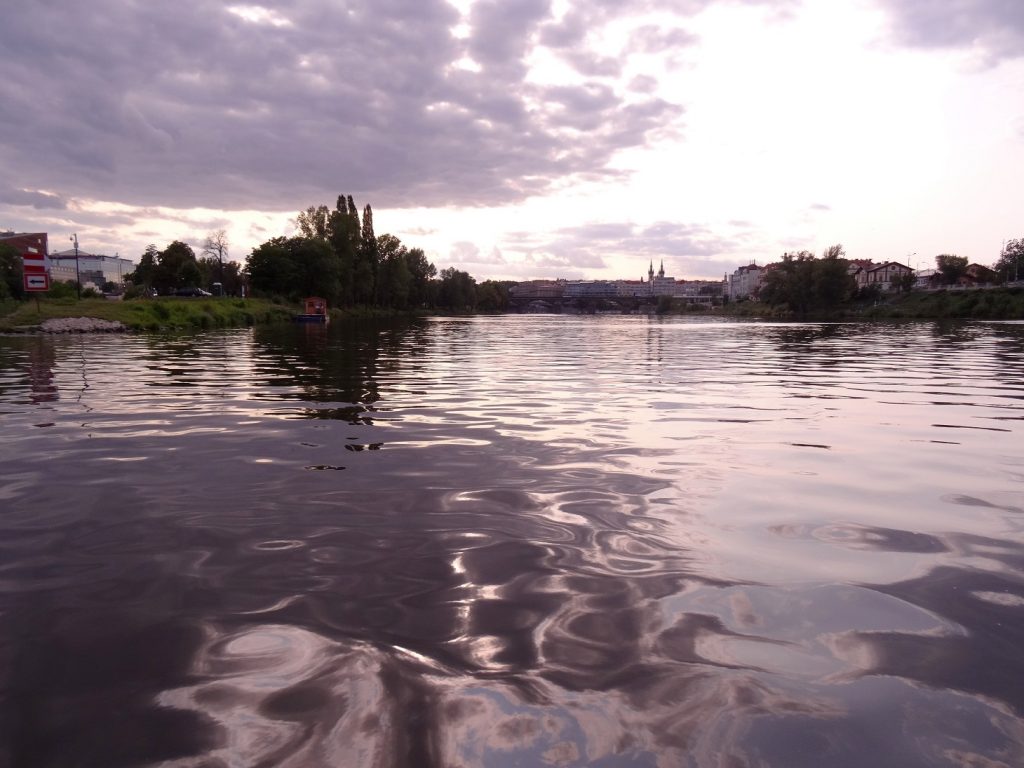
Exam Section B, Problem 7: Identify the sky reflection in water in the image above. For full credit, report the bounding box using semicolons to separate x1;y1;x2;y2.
0;317;1022;767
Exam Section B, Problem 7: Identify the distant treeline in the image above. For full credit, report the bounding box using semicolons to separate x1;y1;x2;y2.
747;242;1024;316
246;196;512;311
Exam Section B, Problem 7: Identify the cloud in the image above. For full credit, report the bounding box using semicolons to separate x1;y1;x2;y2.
551;220;738;259
0;0;696;215
628;25;700;54
0;187;68;210
448;241;508;267
486;219;740;279
450;241;481;262
877;0;1024;63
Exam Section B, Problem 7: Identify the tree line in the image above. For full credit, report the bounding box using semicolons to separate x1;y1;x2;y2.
245;195;511;311
754;243;1024;314
126;236;244;298
121;197;513;311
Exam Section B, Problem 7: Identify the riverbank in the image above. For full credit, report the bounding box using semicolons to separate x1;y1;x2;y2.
705;286;1024;321
0;296;297;332
0;296;441;333
861;286;1024;319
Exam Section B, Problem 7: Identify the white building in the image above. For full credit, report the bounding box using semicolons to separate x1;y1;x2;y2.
724;264;763;300
48;249;135;288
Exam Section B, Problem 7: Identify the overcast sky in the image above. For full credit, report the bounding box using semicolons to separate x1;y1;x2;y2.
1;0;1022;280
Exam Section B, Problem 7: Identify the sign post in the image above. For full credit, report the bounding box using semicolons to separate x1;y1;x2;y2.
21;243;49;312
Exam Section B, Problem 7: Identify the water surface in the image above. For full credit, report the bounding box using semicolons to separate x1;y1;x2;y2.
1;317;1023;767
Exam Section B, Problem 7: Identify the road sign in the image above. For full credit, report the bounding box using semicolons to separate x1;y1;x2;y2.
24;273;50;291
23;263;46;274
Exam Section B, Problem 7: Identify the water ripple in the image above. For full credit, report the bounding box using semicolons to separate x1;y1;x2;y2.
0;318;1022;766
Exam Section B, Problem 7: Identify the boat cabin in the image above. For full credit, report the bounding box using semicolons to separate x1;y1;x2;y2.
304;297;327;316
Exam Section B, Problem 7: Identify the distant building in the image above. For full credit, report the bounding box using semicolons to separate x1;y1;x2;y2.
914;268;941;290
616;280;646;298
508;280;565;300
863;262;912;292
724;264;763;300
564;280;618;298
963;263;997;286
0;231;48;258
847;259;875;291
48;248;135;288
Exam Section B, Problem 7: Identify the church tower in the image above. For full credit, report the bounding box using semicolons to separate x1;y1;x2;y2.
658;260;665;278
648;261;654;282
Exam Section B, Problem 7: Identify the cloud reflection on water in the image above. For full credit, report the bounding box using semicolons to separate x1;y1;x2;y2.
0;318;1022;766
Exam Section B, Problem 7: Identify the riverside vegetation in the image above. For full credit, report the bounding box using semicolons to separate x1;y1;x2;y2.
0;296;296;333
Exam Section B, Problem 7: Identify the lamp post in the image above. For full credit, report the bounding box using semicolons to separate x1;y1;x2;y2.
70;234;81;299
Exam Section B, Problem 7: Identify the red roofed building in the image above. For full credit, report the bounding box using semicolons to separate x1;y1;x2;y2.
0;231;48;258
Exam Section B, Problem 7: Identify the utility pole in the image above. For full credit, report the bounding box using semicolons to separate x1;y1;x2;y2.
70;233;81;299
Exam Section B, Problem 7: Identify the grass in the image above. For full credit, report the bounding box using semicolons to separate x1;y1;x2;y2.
862;287;1024;320
0;296;298;332
704;287;1024;321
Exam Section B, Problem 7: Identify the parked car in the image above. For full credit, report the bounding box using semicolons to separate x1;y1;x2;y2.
175;287;213;297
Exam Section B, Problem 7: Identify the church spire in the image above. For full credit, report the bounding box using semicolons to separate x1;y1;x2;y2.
648;261;654;281
659;260;665;278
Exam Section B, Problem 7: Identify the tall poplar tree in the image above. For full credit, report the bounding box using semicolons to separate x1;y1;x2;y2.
329;195;357;304
357;204;378;304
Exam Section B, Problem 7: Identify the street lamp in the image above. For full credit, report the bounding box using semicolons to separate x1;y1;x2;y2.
70;233;81;299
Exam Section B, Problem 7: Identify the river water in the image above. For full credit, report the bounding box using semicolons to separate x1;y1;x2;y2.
1;316;1022;767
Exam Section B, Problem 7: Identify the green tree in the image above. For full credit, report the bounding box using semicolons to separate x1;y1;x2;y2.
198;256;244;295
995;239;1024;283
127;244;159;290
760;251;816;313
296;206;331;240
154;240;200;293
376;234;412;308
893;270;916;294
404;247;437;307
357;204;378;304
0;243;24;300
245;236;340;302
328;195;360;305
292;237;340;301
436;267;476;310
475;280;512;311
760;246;854;313
936;254;968;285
814;244;855;306
246;237;295;297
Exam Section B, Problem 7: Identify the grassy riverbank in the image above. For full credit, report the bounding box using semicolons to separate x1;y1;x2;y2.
0;296;297;332
706;287;1024;321
861;287;1024;319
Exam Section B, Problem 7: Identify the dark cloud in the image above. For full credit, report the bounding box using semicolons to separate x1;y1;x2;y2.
0;0;694;214
0;187;68;210
878;0;1024;62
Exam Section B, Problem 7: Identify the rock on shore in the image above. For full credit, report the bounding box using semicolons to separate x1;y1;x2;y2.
41;317;127;333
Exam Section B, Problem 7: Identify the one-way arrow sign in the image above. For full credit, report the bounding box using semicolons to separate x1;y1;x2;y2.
24;273;50;291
